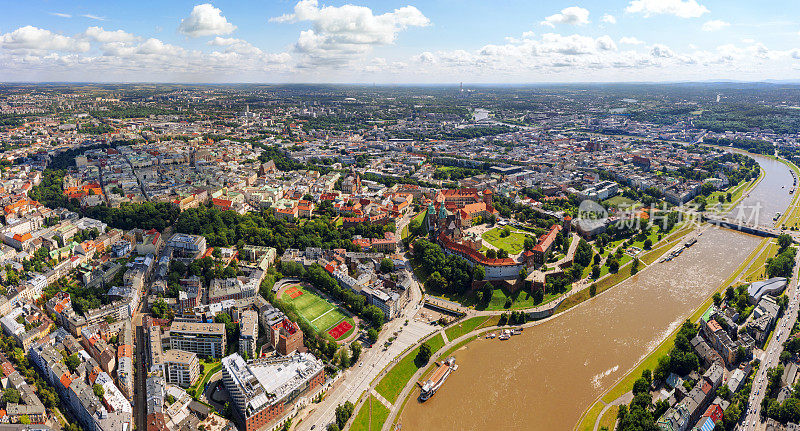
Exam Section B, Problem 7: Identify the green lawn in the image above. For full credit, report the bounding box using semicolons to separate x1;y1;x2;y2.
440;334;479;359
481;227;529;255
412;210;426;226
577;402;606;431
776;159;800;227
707;170;764;213
741;240;779;282
483;285;566;311
313;309;347;333
445;316;490;341
629;227;661;251
599;405;619;430
414;263;474;306
350;395;391;431
402;210;426;240
375;334;445;404
279;284;352;335
640;227;692;265
603;196;636;207
557;227;693;314
477;315;501;329
189;360;221;399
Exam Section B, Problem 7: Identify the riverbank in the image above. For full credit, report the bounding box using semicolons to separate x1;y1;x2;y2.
364;151;777;431
574;154;799;431
556;225;694;314
376;228;749;430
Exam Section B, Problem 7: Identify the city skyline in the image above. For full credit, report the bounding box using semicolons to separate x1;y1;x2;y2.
2;0;800;83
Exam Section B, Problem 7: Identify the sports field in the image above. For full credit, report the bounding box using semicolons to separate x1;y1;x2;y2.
280;284;356;341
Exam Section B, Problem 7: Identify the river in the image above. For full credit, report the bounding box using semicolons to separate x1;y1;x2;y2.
725;152;794;227
397;153;792;430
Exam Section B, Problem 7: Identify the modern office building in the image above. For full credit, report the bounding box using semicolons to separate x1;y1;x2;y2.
221;353;324;431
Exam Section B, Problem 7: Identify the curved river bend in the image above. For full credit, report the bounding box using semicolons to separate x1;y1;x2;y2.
398;153;792;430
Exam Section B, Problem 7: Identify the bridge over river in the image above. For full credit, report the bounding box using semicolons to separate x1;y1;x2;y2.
702;215;800;241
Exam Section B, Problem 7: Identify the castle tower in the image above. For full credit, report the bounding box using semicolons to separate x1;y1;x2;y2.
482;189;494;212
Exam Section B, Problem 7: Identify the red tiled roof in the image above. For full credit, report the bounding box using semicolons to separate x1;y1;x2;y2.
438;233;516;267
118;345;133;358
212;198;232;210
533;224;562;253
12;233;31;242
59;374;72;389
0;362;14;377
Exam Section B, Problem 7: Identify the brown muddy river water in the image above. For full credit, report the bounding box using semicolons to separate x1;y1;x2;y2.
398;153;791;430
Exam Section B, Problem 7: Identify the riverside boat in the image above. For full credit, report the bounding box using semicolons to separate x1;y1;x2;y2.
419;357;458;401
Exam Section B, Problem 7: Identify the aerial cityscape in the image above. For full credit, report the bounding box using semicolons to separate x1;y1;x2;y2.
4;1;800;431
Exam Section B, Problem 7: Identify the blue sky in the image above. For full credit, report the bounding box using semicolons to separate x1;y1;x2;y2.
0;0;799;83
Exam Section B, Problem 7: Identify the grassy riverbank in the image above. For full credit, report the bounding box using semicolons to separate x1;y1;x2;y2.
575;235;771;431
444;316;492;341
557;226;693;314
374;333;445;404
574;156;783;431
388;333;482;431
350;395;390;431
578;403;607;431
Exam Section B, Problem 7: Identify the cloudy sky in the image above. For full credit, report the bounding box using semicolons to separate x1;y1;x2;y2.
1;0;799;83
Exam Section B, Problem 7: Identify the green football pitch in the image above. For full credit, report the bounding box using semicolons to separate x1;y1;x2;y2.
281;284;348;333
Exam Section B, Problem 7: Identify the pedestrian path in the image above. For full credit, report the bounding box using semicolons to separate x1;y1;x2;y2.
440;328;449;343
371;388;393;410
593;392;632;431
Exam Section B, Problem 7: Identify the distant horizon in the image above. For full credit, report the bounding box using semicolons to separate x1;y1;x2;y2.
3;1;800;82
4;80;800;87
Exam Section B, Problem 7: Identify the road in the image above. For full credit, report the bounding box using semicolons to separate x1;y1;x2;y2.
394;210;415;245
132;273;152;431
297;257;433;431
742;254;800;430
134;323;146;431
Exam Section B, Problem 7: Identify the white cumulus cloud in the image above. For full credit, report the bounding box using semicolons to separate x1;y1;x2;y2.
620;37;645;45
100;38;185;58
602;14;617;24
626;0;709;18
0;26;90;52
415;51;436;64
179;4;237;38
596;35;617;51
702;20;730;31
272;0;429;65
650;44;675;58
541;7;591;27
84;26;139;43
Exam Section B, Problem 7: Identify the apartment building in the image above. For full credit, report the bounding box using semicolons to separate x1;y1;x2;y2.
168;321;226;358
164;349;200;388
239;310;258;360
